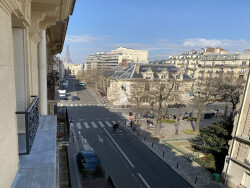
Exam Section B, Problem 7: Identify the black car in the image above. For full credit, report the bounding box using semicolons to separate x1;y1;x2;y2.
72;96;80;101
76;150;101;171
60;96;68;100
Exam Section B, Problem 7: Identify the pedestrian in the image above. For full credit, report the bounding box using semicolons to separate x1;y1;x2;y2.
175;122;178;135
124;119;127;126
130;120;133;127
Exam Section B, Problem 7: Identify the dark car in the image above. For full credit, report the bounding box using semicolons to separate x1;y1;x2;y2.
76;151;101;171
60;96;68;100
168;103;186;108
72;96;80;101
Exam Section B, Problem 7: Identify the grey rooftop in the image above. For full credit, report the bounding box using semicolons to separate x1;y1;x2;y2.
11;115;57;188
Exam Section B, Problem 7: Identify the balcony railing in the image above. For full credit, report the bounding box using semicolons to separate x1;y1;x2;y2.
16;96;39;155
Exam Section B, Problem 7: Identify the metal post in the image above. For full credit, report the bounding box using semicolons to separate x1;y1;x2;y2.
137;131;139;136
176;163;179;168
195;177;198;184
152;142;153;147
163;151;165;157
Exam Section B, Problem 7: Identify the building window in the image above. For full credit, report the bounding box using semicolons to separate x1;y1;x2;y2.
145;83;150;91
174;85;179;90
176;75;180;79
212;62;215;66
232;61;236;66
161;75;166;79
242;61;247;66
241;68;246;73
203;62;206;66
146;76;151;79
239;75;244;79
221;61;225;65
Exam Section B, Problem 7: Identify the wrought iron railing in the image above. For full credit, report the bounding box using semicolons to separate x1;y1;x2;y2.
16;96;39;155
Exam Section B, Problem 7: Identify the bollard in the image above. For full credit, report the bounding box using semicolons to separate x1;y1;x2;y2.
195;177;198;184
144;137;146;141
162;151;165;157
72;137;74;142
176;163;179;168
152;142;153;147
137;131;139;136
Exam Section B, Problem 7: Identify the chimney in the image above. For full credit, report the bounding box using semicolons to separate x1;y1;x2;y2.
135;63;140;73
122;59;127;70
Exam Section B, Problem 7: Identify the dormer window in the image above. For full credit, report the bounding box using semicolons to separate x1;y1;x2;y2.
146;76;151;79
161;75;166;79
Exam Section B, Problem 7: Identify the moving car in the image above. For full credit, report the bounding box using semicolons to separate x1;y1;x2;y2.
60;96;68;100
72;96;80;101
76;150;101;171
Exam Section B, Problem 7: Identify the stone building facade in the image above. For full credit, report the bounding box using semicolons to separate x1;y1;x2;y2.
222;72;250;188
107;63;193;106
0;0;75;187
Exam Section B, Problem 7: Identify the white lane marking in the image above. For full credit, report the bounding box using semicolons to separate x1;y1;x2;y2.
104;128;134;168
138;173;151;188
105;121;112;127
74;104;78;106
70;104;73;106
131;173;143;188
84;122;90;129
98;121;105;128
112;121;116;124
76;122;82;129
91;122;97;128
80;104;83;106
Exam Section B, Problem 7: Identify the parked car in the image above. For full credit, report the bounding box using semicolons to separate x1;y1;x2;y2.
76;150;101;171
60;96;68;100
168;103;186;108
78;82;85;86
72;96;80;101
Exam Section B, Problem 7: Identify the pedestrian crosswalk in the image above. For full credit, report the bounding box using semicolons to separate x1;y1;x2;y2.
58;103;103;107
73;120;120;130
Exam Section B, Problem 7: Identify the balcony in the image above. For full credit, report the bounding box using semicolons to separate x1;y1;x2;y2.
207;70;213;73
16;96;39;155
227;71;234;74
238;71;246;74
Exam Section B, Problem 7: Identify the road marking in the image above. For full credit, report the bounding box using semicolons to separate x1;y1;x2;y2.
98;121;105;128
84;122;90;129
105;121;112;127
91;122;97;128
80;104;83;106
76;122;82;129
138;173;151;188
112;121;116;124
131;173;143;188
74;104;78;106
104;128;134;168
70;104;73;106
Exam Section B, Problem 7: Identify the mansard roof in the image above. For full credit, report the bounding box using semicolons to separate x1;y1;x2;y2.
112;63;192;80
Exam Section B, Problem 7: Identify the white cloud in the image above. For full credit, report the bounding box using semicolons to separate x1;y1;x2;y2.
182;38;250;50
183;38;222;47
65;34;105;43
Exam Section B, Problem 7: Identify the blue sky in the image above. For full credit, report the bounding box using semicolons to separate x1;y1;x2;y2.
60;0;250;64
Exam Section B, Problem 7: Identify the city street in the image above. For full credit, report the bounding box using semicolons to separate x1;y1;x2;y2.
61;78;191;188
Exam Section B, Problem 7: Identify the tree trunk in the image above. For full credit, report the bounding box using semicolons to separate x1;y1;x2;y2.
194;110;202;133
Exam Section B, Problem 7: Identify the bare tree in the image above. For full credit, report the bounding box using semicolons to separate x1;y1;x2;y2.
191;76;220;134
149;80;177;135
129;81;151;123
215;74;245;110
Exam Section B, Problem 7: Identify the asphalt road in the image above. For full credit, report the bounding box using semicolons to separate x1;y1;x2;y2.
61;78;191;188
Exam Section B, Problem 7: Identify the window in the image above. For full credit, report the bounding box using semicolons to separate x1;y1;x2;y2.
212;62;215;66
241;68;246;73
176;75;180;79
161;75;166;79
239;75;244;79
221;61;225;65
203;62;206;66
232;61;236;66
242;61;247;66
144;83;150;91
174;85;179;90
146;76;151;79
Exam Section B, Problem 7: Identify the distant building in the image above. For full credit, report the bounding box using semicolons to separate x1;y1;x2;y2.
84;47;148;73
107;63;193;106
222;71;250;188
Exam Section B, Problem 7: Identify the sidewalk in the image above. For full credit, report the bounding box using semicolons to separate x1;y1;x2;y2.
87;87;226;188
